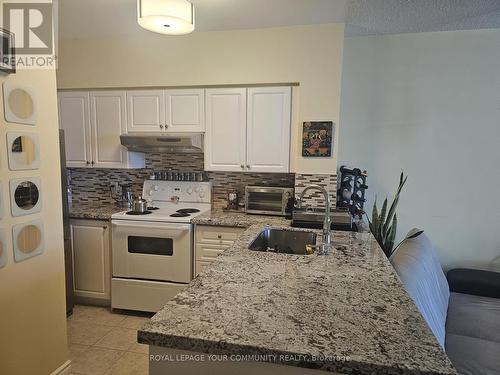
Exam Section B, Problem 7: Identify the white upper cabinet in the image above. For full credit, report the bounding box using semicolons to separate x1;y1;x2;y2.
58;90;144;169
58;91;92;168
91;91;130;168
126;89;204;133
246;87;291;173
59;86;291;172
204;88;247;172
165;89;205;132
204;86;292;173
126;90;165;133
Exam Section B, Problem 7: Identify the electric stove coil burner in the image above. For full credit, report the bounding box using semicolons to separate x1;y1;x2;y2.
126;211;152;215
170;212;190;217
176;208;200;214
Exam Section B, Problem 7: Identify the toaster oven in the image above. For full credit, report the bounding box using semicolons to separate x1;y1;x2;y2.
245;186;294;216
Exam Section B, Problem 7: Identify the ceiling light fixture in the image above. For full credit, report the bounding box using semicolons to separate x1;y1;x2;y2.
137;0;195;35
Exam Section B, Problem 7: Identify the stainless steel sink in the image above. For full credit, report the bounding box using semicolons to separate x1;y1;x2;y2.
249;228;317;255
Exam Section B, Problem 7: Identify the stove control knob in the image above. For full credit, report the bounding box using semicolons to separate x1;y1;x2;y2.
187;187;193;195
194;186;200;193
148;190;154;196
153;185;159;191
199;191;205;198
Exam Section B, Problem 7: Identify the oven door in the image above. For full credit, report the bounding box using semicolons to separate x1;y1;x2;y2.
112;220;192;283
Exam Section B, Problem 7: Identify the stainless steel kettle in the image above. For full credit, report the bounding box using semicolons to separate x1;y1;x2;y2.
132;196;148;213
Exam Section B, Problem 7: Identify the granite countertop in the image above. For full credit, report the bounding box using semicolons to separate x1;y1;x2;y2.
69;202;124;220
139;211;456;375
191;210;291;227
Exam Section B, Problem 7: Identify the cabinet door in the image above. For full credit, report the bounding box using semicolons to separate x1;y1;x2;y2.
71;220;110;301
126;90;165;133
246;87;291;173
204;88;246;171
58;91;91;168
165;89;204;132
89;91;129;168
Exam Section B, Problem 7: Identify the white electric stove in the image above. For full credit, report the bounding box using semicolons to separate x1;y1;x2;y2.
111;180;211;312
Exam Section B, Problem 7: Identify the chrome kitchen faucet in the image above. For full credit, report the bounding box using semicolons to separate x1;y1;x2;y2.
297;185;333;255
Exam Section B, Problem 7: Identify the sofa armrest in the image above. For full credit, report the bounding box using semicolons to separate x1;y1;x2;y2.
447;268;500;299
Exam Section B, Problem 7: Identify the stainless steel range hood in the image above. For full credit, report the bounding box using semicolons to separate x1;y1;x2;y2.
120;133;204;154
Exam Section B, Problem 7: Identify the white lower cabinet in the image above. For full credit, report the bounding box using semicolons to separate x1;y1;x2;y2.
70;219;111;302
194;225;245;276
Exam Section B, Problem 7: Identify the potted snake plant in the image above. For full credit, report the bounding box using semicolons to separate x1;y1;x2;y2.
368;172;407;258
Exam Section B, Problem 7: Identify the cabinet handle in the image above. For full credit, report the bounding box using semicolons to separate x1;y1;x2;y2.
102;225;108;229
240;165;244;169
246;165;250;169
91;161;95;166
86;161;90;166
165;124;169;129
217;234;222;239
160;124;164;129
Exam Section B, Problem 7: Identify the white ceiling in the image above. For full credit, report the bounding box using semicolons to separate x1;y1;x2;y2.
58;0;347;39
346;0;500;36
58;0;500;39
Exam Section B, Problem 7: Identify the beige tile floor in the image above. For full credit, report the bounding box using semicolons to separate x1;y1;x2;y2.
67;305;153;375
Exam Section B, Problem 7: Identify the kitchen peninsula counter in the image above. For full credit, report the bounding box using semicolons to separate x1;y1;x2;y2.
139;210;456;375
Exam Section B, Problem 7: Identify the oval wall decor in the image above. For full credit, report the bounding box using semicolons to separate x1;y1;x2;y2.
7;132;41;170
9;177;42;217
3;83;38;125
12;220;44;262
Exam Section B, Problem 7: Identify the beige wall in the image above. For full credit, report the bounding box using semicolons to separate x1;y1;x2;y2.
340;29;500;271
0;68;68;373
57;23;345;174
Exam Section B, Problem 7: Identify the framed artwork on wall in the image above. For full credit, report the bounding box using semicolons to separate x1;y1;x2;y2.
302;121;334;157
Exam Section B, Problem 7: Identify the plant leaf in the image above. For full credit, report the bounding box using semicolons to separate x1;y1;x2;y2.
368;172;408;257
371;197;378;227
384;173;407;235
407;230;424;239
379;198;388;237
386;214;398;255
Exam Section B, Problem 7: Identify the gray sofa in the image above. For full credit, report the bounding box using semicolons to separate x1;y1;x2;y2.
390;229;500;375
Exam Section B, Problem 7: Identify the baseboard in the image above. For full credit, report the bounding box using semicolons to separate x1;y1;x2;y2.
50;360;71;375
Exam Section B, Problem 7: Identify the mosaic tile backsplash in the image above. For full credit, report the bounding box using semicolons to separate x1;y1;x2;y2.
294;173;337;209
68;153;297;210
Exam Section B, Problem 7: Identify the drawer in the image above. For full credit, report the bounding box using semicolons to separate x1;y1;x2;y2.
195;243;231;261
195;225;244;244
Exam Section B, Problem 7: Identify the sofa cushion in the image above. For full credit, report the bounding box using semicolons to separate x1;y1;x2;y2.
447;268;500;299
390;229;450;348
446;292;500;344
445;333;500;375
